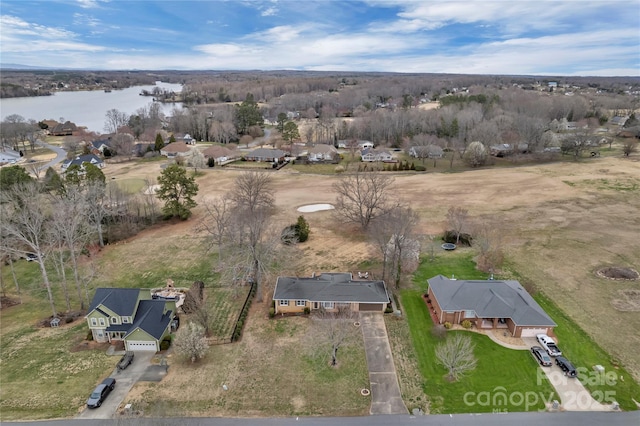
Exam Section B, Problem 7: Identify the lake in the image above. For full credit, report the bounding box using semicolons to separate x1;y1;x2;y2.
0;81;183;133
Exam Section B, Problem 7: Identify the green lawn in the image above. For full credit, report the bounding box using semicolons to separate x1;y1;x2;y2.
400;289;557;413
535;293;640;410
404;252;640;412
109;177;147;194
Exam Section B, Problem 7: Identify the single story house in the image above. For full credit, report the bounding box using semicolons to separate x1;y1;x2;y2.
610;116;628;127
245;148;286;162
308;144;338;162
89;139;111;155
426;275;556;337
358;141;374;150
0;150;21;164
202;145;239;164
409;145;443;159
361;148;393;162
61;154;104;170
86;288;175;352
273;272;390;314
160;141;192;158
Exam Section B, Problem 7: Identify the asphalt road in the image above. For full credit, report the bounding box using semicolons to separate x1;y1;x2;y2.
6;411;639;426
35;139;67;171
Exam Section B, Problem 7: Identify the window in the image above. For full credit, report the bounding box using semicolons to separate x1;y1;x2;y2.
90;318;97;326
464;310;476;319
279;300;289;306
98;318;105;326
296;300;306;307
323;302;334;309
111;317;117;324
122;317;129;324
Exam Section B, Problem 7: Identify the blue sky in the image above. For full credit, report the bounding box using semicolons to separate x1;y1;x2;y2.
1;0;639;75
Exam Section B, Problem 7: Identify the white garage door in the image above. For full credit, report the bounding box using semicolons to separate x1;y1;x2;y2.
125;341;157;351
520;328;548;338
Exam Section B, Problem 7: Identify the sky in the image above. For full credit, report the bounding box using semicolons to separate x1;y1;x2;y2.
0;0;639;76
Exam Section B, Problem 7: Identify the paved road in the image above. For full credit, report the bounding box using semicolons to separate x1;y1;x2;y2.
8;411;640;426
76;351;155;420
360;312;408;415
35;139;66;171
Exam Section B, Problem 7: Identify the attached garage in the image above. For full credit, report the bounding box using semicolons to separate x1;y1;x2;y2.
358;303;384;312
125;341;158;352
519;327;549;338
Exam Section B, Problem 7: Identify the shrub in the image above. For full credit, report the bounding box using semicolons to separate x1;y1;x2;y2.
207;157;215;168
65;317;74;324
414;165;426;172
385;305;394;314
461;320;472;329
86;330;94;341
303;307;310;315
160;336;172;351
269;307;275;318
443;321;452;329
335;165;345;173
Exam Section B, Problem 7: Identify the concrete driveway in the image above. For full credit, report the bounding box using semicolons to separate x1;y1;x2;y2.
539;362;611;411
359;312;408;415
35;139;66;171
76;351;155;420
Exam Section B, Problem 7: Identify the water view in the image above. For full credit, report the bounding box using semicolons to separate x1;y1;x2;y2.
0;82;183;133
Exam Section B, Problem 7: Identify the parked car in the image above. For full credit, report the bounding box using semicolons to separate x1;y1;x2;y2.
531;346;552;367
536;334;562;357
555;356;577;377
117;351;134;371
87;378;116;408
25;253;38;262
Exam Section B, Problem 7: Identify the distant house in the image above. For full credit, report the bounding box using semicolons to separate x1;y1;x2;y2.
610;116;628;127
50;121;78;136
361;148;393;162
358;141;374;150
409;145;443;159
160;142;192;158
61;154;104;170
273;272;390;314
202;145;238;164
180;133;196;145
426;275;556;338
89;139;111;155
85;288;175;352
245;148;286;162
308;144;338;162
0;150;21;164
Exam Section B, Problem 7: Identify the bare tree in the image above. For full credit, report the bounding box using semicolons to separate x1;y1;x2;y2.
446;206;469;245
309;306;359;367
0;182;57;317
561;128;592;160
228;171;275;302
473;220;504;274
187;148;206;172
369;205;420;287
111;133;135;159
85;180;109;247
173;322;208;363
104;108;129;134
622;139;637;157
333;170;397;231
198;196;233;268
435;333;477;381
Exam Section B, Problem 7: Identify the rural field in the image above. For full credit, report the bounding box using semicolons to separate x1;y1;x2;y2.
1;152;639;419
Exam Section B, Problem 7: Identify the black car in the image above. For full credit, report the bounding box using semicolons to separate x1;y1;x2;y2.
25;253;38;262
555;356;577;377
531;346;552;367
87;378;116;408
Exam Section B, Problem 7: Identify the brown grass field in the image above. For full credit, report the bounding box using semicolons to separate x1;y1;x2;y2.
104;153;640;381
1;151;638;419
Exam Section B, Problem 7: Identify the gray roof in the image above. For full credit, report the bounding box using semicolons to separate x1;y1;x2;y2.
427;275;556;327
126;300;173;340
88;288;141;316
62;154;103;168
247;148;286;158
273;273;390;304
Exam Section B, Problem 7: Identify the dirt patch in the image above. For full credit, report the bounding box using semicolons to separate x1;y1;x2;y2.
611;289;640;312
596;266;639;280
70;340;111;353
37;311;85;328
0;296;21;309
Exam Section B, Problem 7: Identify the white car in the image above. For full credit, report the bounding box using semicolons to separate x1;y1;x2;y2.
536;334;562;357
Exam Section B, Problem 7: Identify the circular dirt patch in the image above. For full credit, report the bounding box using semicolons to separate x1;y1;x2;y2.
611;289;640;312
297;203;335;213
596;266;639;280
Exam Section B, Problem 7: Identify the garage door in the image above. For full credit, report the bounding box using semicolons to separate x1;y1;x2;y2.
125;341;157;351
520;328;548;338
359;303;383;312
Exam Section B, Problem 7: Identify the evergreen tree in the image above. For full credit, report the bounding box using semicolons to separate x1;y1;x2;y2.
155;133;165;151
156;164;199;220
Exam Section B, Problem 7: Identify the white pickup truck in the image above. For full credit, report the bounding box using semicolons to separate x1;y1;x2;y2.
536;334;562;357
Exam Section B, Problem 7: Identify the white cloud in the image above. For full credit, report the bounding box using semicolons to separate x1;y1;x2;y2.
73;13;101;27
261;6;278;17
77;0;100;9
